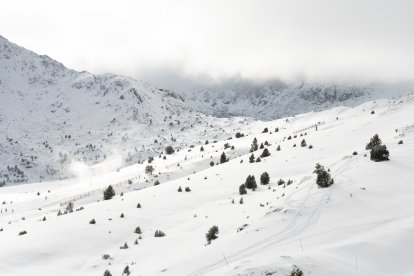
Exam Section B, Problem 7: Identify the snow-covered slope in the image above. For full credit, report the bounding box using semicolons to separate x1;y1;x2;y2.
0;35;244;185
0;93;413;276
178;80;413;120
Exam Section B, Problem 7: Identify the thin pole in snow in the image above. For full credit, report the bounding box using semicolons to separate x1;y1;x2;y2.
223;254;229;266
300;239;304;252
356;256;358;272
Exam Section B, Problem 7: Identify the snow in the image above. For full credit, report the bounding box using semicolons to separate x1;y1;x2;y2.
1;92;414;275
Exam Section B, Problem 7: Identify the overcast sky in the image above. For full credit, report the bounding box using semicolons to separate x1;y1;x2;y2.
1;0;414;89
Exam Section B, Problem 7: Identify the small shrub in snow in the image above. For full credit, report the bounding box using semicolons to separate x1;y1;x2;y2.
177;186;182;192
123;265;131;276
262;127;268;133
235;132;244;138
137;203;141;208
154;230;166;237
103;269;112;276
200;146;204;151
145;165;154;175
120;242;129;249
18;230;27;236
89;219;96;224
239;197;244;204
255;157;261;162
165;146;174;154
134;226;142;234
353;151;358;155
210;161;214;167
206;225;219;244
103;185;115;200
239;184;247;195
308;145;313;149
398;140;403;144
185;187;191;192
120;213;124;218
154;180;160;186
290;265;304;276
102;254;111;260
313;163;334;188
260;172;270;185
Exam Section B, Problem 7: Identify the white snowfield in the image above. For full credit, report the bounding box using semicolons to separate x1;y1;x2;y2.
1;94;413;276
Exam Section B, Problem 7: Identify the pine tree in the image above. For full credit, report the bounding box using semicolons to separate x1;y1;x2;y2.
370;144;390;161
313;163;334;188
177;186;182;192
245;175;257;190
134;226;142;234
103;185;115;200
165;146;175;154
206;225;219;244
220;152;227;164
260;172;270;185
123;266;131;276
301;139;307;147
260;148;270;158
276;145;281;151
239;197;244;204
239;184;247;195
249;153;255;163
366;134;382;150
250;138;258;152
104;269;112;276
260;143;264;149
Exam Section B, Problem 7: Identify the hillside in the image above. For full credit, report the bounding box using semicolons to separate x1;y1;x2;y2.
0;35;243;185
0;93;413;275
178;80;413;120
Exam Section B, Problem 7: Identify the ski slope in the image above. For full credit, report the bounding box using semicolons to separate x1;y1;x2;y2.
1;95;414;276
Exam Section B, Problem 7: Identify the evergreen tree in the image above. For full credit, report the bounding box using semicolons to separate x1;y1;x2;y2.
260;143;264;149
260;172;270;185
370;144;390;161
145;165;154;175
366;134;382;150
103;185;115;200
134;226;142;234
249;153;255;163
261;148;270;158
313;163;334;188
123;266;131;276
165;145;175;154
104;269;112;276
250;138;258;152
276;145;281;151
262;127;269;133
220;152;227;164
206;225;219;244
301;139;307;147
239;197;244;204
239;184;247;195
245;175;257;190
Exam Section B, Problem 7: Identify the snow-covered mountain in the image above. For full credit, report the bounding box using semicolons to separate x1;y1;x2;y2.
178;79;413;120
0;35;244;185
1;93;413;275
